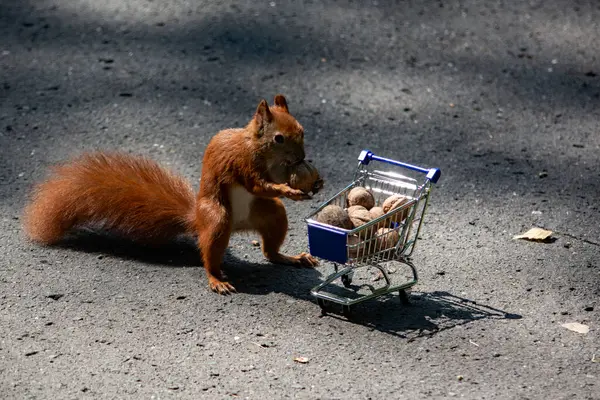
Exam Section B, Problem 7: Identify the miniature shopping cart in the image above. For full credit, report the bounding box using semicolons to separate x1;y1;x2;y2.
305;150;441;316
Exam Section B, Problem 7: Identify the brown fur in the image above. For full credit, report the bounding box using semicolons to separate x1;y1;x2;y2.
22;95;319;294
22;152;196;245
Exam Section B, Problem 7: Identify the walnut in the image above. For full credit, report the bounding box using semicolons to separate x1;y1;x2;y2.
368;206;386;230
314;204;353;230
268;161;323;194
347;186;375;210
376;228;400;253
289;161;323;194
347;205;372;229
347;234;361;258
369;206;384;220
382;194;411;222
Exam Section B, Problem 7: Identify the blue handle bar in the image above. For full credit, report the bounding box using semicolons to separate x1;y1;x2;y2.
358;150;441;184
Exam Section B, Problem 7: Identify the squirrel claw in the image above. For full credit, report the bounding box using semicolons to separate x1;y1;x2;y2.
209;279;237;295
296;252;319;268
266;252;319;268
284;188;312;201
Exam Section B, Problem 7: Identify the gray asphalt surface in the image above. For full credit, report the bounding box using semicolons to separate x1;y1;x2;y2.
1;1;599;399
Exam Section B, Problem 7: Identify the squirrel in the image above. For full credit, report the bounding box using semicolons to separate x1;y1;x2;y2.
22;94;320;295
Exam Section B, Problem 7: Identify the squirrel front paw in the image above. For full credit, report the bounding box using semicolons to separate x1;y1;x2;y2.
282;186;312;201
266;252;319;268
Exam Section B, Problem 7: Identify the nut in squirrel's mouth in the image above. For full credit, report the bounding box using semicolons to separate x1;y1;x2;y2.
286;158;305;167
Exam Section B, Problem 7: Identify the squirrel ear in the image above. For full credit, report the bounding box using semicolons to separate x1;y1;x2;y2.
273;94;289;113
255;99;273;130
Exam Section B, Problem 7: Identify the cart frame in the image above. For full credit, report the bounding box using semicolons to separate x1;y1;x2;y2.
305;150;441;315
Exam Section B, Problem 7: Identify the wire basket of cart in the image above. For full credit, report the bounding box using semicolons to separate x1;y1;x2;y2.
305;150;441;316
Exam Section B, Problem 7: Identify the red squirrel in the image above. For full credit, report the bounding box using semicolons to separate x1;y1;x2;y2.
22;94;320;294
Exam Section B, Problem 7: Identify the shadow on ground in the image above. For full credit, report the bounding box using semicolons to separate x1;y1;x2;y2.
54;230;521;340
315;290;522;340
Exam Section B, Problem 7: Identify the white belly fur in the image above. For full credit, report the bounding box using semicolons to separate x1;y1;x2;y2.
229;185;255;229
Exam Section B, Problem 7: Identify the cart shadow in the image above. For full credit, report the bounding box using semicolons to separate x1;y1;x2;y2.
316;290;522;340
49;231;522;342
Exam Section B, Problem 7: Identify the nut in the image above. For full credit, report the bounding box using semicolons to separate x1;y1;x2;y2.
368;206;386;230
314;204;353;230
376;228;400;253
347;205;372;229
347;234;361;258
369;206;384;220
267;163;289;184
268;161;323;194
382;194;411;221
347;187;375;210
289;161;323;194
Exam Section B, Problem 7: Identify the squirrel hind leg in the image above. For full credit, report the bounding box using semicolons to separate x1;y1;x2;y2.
195;199;236;295
249;198;319;268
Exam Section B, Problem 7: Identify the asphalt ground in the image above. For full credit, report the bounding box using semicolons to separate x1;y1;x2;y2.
1;1;599;399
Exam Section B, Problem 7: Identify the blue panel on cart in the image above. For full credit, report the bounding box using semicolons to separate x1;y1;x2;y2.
307;223;348;264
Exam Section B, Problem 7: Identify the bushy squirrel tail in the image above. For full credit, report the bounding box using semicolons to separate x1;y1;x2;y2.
22;152;197;245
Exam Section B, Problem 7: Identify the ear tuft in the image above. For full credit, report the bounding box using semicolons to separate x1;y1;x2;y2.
254;99;273;136
273;94;289;113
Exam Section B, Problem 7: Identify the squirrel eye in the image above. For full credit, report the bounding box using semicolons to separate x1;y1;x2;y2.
274;134;285;144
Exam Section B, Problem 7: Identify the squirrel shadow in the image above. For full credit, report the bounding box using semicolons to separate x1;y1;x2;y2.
54;229;323;292
55;229;203;267
54;230;521;340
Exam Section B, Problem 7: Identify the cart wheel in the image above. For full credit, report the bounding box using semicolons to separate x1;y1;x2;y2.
399;289;411;305
317;298;328;314
341;274;352;288
342;305;352;318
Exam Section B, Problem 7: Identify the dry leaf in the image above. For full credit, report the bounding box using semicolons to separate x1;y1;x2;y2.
561;322;589;334
513;227;553;242
293;357;309;364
